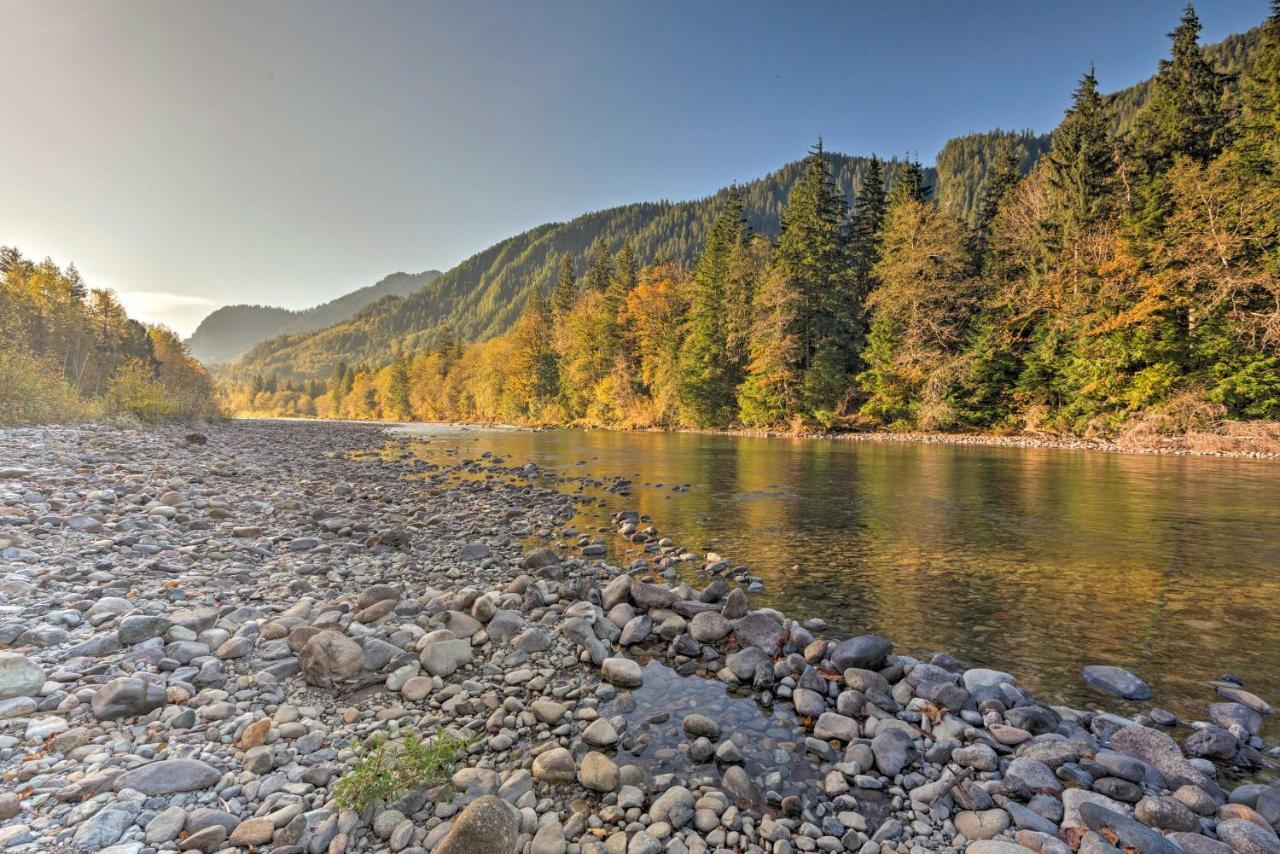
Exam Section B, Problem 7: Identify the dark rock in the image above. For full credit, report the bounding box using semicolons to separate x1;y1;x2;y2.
830;636;892;672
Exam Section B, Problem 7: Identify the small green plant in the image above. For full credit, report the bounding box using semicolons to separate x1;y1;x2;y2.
332;728;474;812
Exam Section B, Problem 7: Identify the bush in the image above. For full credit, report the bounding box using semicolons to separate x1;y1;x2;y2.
104;359;178;422
0;348;92;425
331;728;473;813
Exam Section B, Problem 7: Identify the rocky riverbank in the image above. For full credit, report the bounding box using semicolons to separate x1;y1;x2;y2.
1;420;1278;854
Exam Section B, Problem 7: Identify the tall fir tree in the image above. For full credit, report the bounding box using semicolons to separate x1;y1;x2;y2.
550;254;577;320
678;188;748;427
972;139;1022;261
887;159;929;206
849;157;888;286
1235;0;1280;177
582;239;612;293
1045;67;1116;249
387;346;411;419
604;240;637;318
739;143;858;425
1129;4;1233;170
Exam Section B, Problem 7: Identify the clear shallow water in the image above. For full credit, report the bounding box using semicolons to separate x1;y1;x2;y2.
391;425;1280;726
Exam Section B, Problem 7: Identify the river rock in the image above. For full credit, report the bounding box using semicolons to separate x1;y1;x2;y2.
436;795;518;854
113;758;222;795
91;677;165;720
956;809;1011;841
419;638;473;677
578;751;620;792
872;727;915;776
1217;818;1280;854
1110;725;1223;799
733;612;784;652
1083;665;1153;701
299;630;365;685
0;653;43;700
831;635;892;671
601;656;643;687
689;611;731;642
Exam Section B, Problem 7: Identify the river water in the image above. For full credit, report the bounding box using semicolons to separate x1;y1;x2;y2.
391;424;1280;725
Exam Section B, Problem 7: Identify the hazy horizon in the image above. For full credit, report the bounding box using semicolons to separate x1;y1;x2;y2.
2;0;1268;335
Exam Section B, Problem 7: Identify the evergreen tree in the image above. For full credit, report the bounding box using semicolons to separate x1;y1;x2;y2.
857;196;977;429
550;254;577;320
1236;0;1280;177
1129;4;1233;170
506;292;559;418
678;188;748;427
604;240;637;318
387;346;411;419
972;140;1022;260
850;157;888;271
1045;67;1116;249
582;239;612;293
887;159;929;206
739;143;858;425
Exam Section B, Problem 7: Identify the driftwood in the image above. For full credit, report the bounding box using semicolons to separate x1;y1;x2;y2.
928;765;974;809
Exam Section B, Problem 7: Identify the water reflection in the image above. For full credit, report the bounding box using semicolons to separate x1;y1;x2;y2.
391;425;1280;722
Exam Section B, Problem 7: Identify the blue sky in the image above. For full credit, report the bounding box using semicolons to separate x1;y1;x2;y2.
1;0;1268;334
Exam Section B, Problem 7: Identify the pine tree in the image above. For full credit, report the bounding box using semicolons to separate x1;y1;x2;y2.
550;254;577;320
388;346;411;419
850;157;888;277
1045;67;1116;248
739;143;858;425
678;188;748;427
887;159;929;206
1236;0;1280;177
1130;4;1233;169
582;239;612;293
972;140;1023;262
604;240;637;318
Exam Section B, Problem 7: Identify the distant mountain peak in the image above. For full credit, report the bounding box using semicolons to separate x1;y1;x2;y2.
186;269;441;364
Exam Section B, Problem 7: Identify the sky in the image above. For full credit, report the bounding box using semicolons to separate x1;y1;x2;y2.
1;1;1269;336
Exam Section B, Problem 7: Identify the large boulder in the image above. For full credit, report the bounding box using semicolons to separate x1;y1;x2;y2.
436;795;518;854
0;653;43;700
91;677;165;720
299;631;364;686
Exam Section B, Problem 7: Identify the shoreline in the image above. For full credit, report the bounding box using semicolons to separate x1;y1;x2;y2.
237;413;1280;460
0;420;1276;854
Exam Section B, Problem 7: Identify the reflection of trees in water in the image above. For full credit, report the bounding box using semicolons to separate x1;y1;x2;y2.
397;427;1280;719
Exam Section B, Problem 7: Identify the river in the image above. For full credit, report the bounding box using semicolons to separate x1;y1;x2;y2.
390;424;1280;724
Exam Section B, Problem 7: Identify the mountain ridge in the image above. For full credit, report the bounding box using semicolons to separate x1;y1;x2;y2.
187;269;442;364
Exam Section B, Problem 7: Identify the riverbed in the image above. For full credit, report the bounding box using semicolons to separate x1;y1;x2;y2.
390;423;1280;724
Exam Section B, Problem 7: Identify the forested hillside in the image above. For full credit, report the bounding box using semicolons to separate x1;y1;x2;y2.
230;17;1264;386
186;269;442;364
230;155;929;379
1;248;217;424
225;4;1280;444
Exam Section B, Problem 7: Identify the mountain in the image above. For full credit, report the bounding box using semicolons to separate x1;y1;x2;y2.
232;154;931;380
231;23;1264;382
187;269;441;364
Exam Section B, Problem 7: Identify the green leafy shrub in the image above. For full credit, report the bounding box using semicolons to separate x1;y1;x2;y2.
0;347;92;425
332;728;473;813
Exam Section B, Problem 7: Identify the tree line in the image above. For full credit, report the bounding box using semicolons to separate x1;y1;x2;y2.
0;248;217;424
226;4;1280;438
